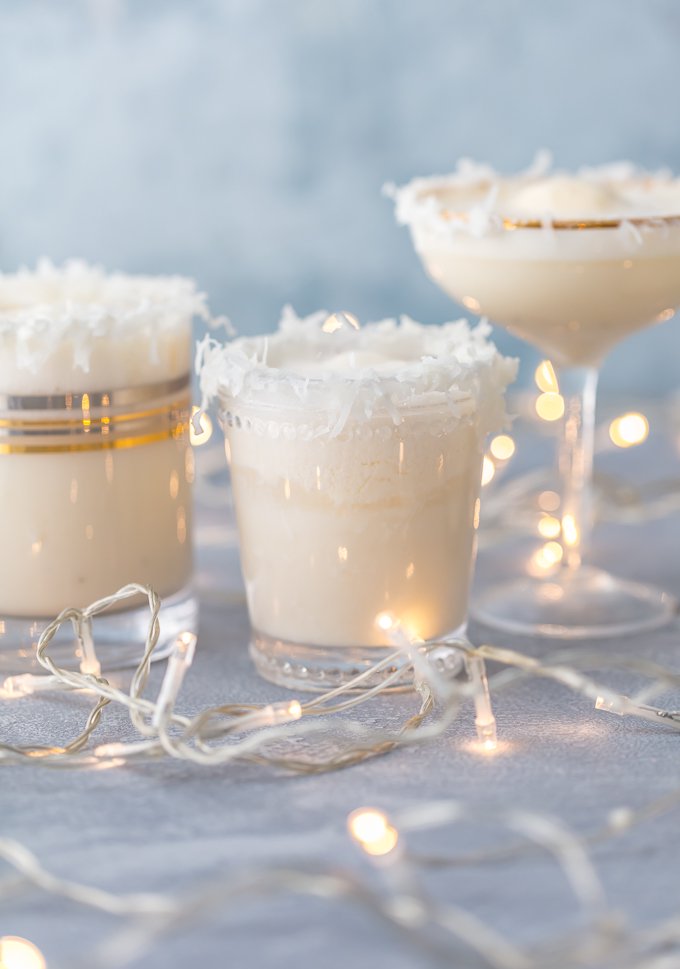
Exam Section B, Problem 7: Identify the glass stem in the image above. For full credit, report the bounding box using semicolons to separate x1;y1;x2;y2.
556;366;599;571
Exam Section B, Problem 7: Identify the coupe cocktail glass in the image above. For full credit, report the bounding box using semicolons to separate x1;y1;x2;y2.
391;163;680;637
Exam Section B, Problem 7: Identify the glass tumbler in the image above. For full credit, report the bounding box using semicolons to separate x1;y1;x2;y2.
203;309;516;691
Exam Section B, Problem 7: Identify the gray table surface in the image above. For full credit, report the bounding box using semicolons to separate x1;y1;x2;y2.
3;433;680;969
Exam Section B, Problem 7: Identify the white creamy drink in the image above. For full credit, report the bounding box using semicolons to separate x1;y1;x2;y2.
390;157;680;639
199;309;516;687
0;261;208;669
392;160;680;366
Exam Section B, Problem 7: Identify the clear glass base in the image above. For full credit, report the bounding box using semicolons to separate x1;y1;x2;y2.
0;584;198;674
472;565;677;639
250;628;467;693
249;630;414;692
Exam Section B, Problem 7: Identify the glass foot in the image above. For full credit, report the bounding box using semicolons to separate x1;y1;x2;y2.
472;566;677;639
0;584;198;674
249;627;467;693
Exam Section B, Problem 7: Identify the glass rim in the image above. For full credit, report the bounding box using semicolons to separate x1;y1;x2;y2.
440;209;680;231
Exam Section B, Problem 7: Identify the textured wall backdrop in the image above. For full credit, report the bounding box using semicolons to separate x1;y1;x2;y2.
1;0;679;392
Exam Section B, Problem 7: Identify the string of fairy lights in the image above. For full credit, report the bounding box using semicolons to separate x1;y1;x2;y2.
3;589;680;968
3;363;680;968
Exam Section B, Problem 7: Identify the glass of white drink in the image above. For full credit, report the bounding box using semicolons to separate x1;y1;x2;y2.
199;308;516;690
0;261;206;671
391;157;680;638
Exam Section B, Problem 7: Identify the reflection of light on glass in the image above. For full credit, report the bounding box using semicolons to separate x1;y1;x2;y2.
348;808;398;856
473;497;481;530
81;392;91;429
322;311;360;333
609;412;649;448
481;456;495;486
527;541;564;576
538;490;560;512
185;448;196;484
536;392;565;421
176;507;187;545
190;406;213;446
337;546;348;562
561;514;579;547
0;937;47;969
538;514;561;539
534;360;559;393
462;296;481;312
656;308;675;323
489;434;515;461
405;562;415;579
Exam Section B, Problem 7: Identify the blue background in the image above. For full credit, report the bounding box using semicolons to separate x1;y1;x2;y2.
1;0;679;392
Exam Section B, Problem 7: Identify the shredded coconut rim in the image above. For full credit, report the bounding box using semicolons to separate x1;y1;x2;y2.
198;307;518;437
0;259;222;376
387;152;680;236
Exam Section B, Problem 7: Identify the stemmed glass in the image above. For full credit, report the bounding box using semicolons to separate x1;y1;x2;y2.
391;166;680;637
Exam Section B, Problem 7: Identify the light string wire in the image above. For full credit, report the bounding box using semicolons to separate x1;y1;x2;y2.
0;584;478;772
4;782;680;969
3;584;680;965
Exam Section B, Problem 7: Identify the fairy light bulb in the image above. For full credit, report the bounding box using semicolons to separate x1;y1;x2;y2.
190;406;213;446
609;412;649;448
348;808;399;856
537;514;561;539
286;699;303;720
595;694;627;716
536;392;565;422
76;616;100;678
0;937;46;969
464;654;498;753
527;541;564;576
375;611;397;633
0;674;60;700
561;514;579;548
538;490;560;512
475;725;499;753
489;434;515;461
151;630;198;728
242;700;303;730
